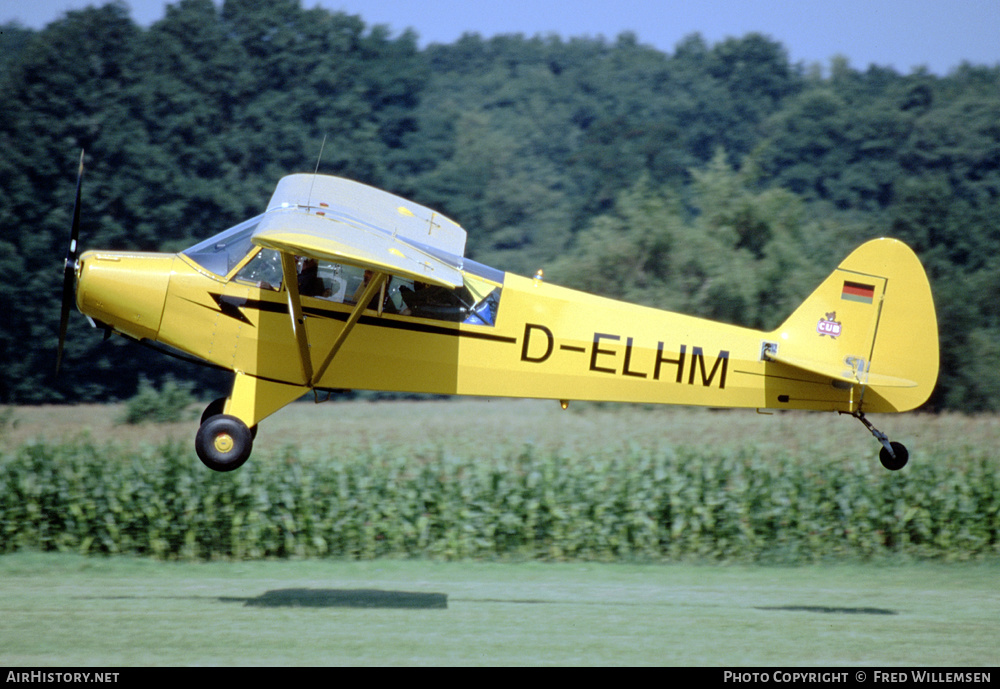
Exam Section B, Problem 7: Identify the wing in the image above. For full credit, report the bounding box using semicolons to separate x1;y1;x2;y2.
252;174;466;288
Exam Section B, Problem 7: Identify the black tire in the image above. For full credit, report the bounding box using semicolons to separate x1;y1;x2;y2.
201;398;257;439
201;398;227;425
196;414;253;472
879;441;909;471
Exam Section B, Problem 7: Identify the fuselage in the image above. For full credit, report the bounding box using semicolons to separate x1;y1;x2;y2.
75;239;852;416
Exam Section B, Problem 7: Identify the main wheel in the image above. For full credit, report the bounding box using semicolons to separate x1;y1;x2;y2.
196;414;253;472
201;398;257;439
879;441;909;471
201;398;227;425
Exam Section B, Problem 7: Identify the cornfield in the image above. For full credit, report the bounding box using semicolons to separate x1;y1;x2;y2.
2;437;997;562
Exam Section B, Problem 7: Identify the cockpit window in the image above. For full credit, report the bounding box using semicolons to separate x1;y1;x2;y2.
397;280;498;324
184;218;504;326
235;248;283;290
293;257;503;325
182;215;263;277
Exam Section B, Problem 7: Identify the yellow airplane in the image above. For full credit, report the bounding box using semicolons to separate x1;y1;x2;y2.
58;154;938;472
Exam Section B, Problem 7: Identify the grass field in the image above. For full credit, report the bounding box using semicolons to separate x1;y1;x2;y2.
6;397;999;461
0;552;997;666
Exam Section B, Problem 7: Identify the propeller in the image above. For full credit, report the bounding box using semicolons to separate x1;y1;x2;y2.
56;150;85;375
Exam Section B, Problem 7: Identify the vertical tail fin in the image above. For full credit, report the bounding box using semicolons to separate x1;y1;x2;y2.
766;238;938;412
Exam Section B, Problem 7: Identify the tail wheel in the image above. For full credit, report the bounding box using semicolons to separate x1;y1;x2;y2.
847;412;910;471
879;441;909;471
196;414;253;472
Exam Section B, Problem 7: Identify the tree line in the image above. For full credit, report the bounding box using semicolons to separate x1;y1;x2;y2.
1;0;998;410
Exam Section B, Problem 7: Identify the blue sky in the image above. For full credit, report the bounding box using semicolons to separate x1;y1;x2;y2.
5;0;999;74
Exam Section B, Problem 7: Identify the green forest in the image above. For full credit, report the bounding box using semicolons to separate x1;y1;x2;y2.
1;0;998;410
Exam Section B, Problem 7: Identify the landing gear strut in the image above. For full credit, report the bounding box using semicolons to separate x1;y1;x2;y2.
844;411;909;471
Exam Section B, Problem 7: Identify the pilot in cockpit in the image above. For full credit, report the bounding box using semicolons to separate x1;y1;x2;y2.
296;256;330;297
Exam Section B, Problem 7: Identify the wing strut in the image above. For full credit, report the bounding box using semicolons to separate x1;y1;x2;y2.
311;271;387;387
280;253;315;385
279;253;388;389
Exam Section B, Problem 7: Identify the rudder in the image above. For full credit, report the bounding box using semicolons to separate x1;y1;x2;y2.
766;238;938;413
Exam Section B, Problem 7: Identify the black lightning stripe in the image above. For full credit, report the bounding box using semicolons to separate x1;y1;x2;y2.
208;293;256;325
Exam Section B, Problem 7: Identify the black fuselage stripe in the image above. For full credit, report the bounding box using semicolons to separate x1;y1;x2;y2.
209;293;517;344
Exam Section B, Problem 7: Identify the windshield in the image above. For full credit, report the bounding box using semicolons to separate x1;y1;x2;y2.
182;215;263;277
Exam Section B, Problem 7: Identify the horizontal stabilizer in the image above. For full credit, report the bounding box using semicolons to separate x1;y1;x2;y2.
765;350;918;389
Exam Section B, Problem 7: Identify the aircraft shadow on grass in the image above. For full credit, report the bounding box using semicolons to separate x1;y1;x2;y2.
223;588;448;609
756;605;897;615
227;594;897;615
85;592;896;615
230;592;897;614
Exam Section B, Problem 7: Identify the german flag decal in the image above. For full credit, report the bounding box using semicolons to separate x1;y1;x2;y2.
842;281;875;304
